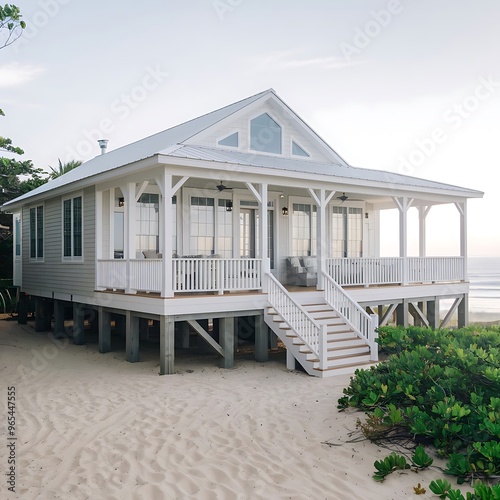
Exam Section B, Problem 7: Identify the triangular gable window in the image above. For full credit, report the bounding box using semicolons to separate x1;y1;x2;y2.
292;141;310;157
250;113;282;154
218;132;239;148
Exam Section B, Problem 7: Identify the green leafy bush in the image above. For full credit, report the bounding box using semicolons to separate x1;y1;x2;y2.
339;325;500;485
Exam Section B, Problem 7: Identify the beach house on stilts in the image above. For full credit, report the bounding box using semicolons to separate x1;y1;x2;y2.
3;89;483;377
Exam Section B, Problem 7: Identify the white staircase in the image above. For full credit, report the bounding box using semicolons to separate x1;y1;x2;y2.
265;299;373;377
265;272;378;378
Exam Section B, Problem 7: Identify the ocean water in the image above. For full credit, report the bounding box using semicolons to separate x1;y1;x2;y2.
467;256;500;322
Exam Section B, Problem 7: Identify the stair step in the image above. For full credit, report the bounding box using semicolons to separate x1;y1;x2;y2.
308;312;341;320
315;353;372;369
313;361;376;376
326;338;366;348
326;346;370;358
301;305;331;313
327;351;371;363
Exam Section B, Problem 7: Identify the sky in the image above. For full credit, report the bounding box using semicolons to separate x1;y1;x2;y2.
1;0;499;257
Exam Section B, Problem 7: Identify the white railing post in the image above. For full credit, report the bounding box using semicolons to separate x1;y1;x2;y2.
370;313;379;361
319;324;328;370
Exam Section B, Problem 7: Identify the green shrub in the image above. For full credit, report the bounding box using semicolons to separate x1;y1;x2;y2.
339;326;500;485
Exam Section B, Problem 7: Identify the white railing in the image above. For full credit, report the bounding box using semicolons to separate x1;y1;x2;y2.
327;257;402;286
267;273;327;369
130;259;163;293
323;272;378;361
173;258;262;293
326;257;465;286
97;258;262;294
407;257;465;283
97;259;128;290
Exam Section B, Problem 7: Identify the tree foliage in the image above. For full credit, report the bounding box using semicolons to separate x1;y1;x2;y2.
49;159;82;179
0;3;25;49
0;4;49;203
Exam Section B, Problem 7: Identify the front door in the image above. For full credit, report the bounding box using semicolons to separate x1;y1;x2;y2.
239;208;275;268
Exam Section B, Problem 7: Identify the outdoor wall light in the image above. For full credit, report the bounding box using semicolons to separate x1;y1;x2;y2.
226;200;233;212
282;207;289;216
365;212;369;219
118;197;125;207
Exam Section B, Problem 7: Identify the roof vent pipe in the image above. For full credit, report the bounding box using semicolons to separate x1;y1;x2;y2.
98;139;109;155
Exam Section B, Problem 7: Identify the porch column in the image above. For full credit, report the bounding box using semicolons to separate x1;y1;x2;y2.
159;315;175;375
53;300;66;338
259;183;270;292
126;311;139;362
95;190;103;260
98;307;111;353
393;197;413;285
458;294;469;327
158;171;174;298
254;313;268;363
317;190;327;290
72;303;85;345
35;297;47;332
123;182;137;294
455;201;467;280
308;188;335;290
219;316;235;369
396;299;409;327
109;189;115;258
427;298;440;329
18;293;28;325
418;206;432;257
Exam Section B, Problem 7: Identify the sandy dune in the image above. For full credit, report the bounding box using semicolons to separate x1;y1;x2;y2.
0;319;470;499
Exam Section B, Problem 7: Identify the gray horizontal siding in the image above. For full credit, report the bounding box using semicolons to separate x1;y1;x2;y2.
22;186;96;297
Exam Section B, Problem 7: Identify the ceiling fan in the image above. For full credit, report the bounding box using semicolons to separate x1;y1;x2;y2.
335;192;364;204
216;181;233;192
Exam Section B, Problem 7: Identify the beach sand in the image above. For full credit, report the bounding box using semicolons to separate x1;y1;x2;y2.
0;318;474;499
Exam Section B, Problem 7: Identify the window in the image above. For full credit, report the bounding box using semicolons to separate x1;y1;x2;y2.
190;197;215;255
250;113;282;154
29;205;44;260
63;196;83;259
218;132;238;147
136;193;160;253
292;141;310;157
190;196;233;256
331;207;362;258
291;203;317;256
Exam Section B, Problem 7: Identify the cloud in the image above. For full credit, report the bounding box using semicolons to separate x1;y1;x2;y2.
0;62;44;88
257;50;366;71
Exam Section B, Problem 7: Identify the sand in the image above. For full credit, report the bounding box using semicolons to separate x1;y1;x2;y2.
0;319;474;500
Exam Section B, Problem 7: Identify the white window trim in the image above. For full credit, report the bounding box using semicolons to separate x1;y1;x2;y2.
248;111;283;157
28;203;45;262
62;192;84;263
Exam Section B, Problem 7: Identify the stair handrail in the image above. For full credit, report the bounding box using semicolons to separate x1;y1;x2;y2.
322;271;379;361
266;273;327;367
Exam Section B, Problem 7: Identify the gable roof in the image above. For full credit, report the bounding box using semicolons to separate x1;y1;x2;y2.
2;89;273;207
2;89;483;208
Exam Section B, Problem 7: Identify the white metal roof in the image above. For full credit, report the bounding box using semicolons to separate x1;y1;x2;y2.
3;89;272;207
162;145;482;196
2;89;483;208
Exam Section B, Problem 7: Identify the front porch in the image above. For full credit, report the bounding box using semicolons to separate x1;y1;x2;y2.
96;256;466;295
